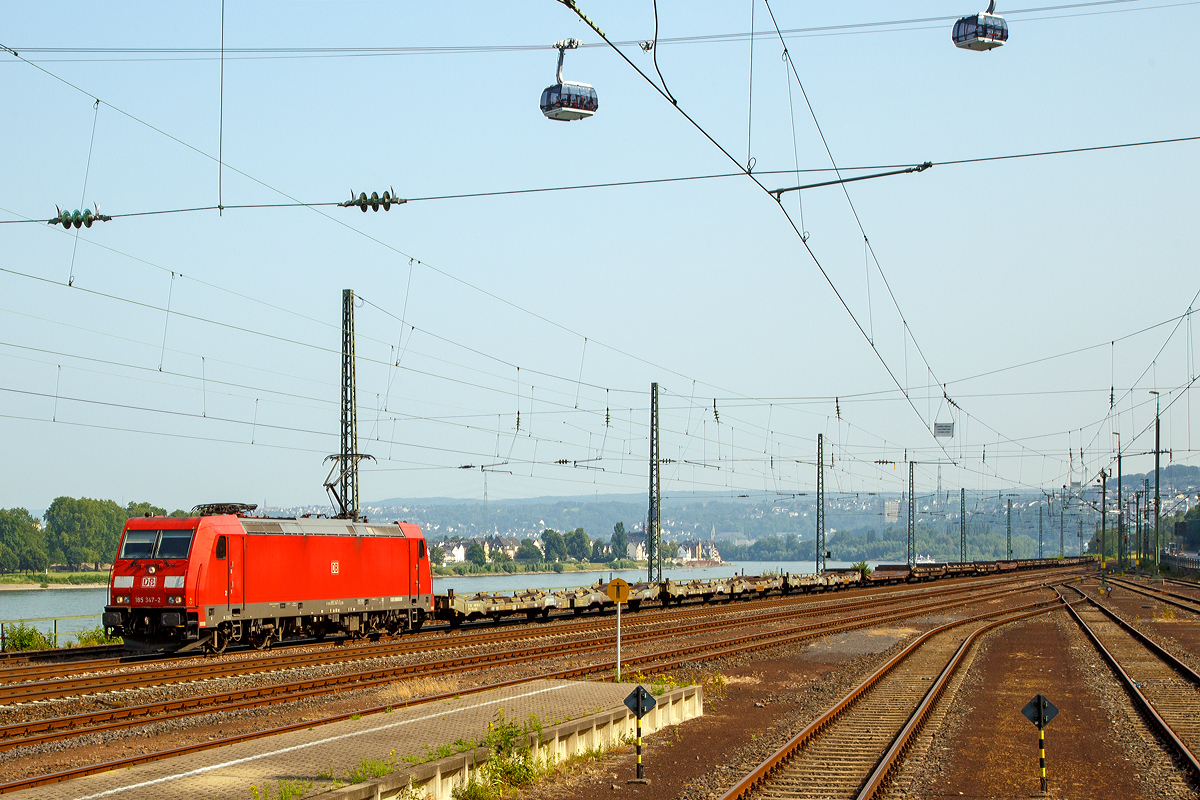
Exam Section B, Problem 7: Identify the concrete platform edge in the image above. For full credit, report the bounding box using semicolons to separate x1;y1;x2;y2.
319;684;704;800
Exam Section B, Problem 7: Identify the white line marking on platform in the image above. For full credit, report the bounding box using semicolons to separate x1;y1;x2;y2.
70;683;575;800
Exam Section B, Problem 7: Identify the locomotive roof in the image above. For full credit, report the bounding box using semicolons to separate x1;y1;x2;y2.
238;518;417;538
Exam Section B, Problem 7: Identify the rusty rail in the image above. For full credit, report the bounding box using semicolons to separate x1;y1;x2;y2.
1064;586;1200;781
717;589;1074;800
0;581;1066;793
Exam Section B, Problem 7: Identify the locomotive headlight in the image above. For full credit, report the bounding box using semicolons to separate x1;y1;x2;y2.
147;566;156;574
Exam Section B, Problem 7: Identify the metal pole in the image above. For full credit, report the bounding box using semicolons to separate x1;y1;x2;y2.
341;289;359;521
1039;723;1048;793
816;434;825;574
960;488;966;562
1154;392;1161;575
908;461;916;566
648;383;660;583
1116;438;1123;569
1039;505;1043;559
616;600;621;680
1060;488;1065;558
1101;470;1107;564
1007;498;1012;561
1134;491;1141;567
636;716;644;780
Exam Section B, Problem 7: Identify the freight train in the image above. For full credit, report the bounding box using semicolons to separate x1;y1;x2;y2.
103;506;1092;653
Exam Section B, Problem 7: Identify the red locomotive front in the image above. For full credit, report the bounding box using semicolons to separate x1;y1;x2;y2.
104;507;433;653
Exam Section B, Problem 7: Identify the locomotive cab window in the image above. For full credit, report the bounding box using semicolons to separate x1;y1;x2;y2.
216;535;227;560
158;530;194;559
419;540;426;560
120;530;157;559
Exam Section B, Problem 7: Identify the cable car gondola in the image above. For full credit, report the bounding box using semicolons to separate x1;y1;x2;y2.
952;1;1008;51
540;38;598;121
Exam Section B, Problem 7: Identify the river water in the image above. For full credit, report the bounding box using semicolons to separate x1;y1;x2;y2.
0;559;871;636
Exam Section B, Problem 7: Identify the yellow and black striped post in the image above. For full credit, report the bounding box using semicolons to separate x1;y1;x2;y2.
1022;693;1057;796
1039;726;1047;793
636;715;644;780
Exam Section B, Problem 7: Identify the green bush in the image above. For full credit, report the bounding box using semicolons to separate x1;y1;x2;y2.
552;563;565;573
72;625;122;647
3;622;51;651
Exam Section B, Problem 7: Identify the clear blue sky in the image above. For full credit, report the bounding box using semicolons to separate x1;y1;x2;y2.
2;1;1197;513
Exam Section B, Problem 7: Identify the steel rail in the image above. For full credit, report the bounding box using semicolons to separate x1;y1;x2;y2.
0;574;1039;703
854;591;1080;799
715;590;1073;800
1074;588;1200;685
0;643;123;663
0;568;1053;681
1105;576;1200;615
0;579;1037;750
0;575;973;683
0;582;1063;794
1064;587;1200;781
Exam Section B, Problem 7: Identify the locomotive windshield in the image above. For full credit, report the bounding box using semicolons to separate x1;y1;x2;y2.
158;530;194;558
118;529;195;559
120;531;157;559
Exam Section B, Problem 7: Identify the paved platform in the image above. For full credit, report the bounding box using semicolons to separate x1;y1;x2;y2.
13;679;644;800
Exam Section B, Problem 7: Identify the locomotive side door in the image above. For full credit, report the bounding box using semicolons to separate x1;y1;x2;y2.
226;534;244;614
410;539;419;599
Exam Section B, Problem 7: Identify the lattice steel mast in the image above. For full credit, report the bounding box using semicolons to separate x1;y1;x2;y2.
324;289;373;520
960;488;966;562
647;382;661;582
907;461;915;566
816;433;826;574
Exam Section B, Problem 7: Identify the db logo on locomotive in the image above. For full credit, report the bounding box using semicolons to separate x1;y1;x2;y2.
141;576;156;588
331;561;339;574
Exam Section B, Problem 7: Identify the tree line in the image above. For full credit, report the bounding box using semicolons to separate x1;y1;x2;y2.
0;498;188;573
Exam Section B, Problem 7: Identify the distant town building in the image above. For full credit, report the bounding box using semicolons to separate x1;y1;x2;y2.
679;539;722;564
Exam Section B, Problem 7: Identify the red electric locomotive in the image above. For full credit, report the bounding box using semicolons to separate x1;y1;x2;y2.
103;504;433;653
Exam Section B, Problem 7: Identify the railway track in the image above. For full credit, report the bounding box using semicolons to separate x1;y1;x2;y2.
1065;586;1200;779
0;644;124;664
0;577;1066;787
0;571;1052;701
715;592;1069;800
1105;576;1200;616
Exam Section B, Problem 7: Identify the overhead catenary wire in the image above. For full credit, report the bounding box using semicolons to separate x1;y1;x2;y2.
4;1;1185;63
4;134;1198;226
3;11;1196;505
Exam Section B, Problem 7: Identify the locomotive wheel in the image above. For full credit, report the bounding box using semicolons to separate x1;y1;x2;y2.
203;630;227;656
410;613;425;633
250;631;271;651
